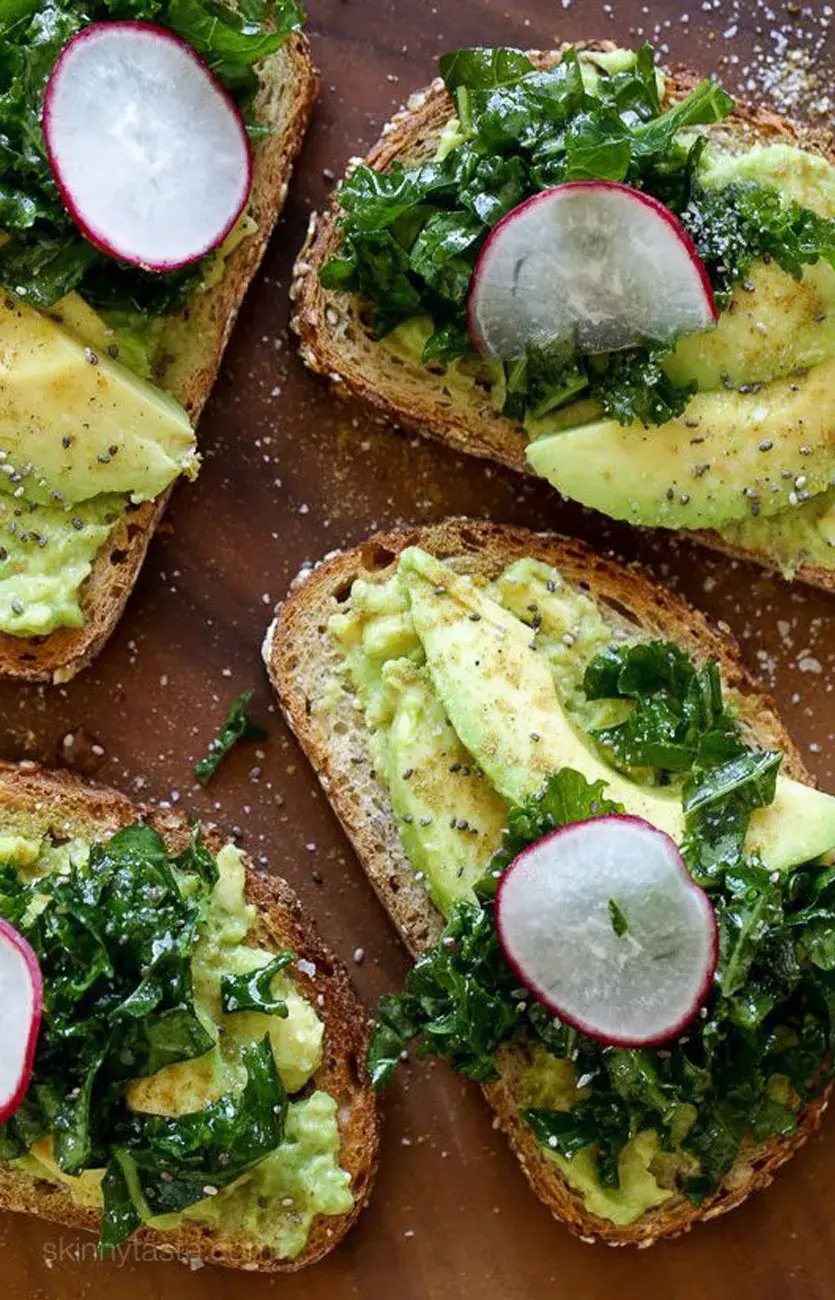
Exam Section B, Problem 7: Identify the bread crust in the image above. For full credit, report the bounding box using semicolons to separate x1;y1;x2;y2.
0;761;380;1272
0;33;319;684
263;517;830;1246
291;46;835;593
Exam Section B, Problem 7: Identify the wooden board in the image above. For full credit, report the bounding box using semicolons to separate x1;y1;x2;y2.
3;2;835;1297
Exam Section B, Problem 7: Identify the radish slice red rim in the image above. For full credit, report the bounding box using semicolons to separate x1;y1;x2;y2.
496;815;718;1048
43;21;252;272
0;918;42;1125
468;181;717;359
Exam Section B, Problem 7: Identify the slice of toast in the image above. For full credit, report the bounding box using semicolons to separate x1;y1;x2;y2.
1;33;318;685
263;517;831;1246
0;760;380;1272
291;44;835;594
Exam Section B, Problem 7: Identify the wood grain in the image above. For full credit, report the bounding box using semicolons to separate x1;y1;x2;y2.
1;2;834;1297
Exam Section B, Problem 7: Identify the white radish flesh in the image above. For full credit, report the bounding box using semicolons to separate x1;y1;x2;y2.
468;181;717;359
44;22;252;271
0;919;42;1124
496;815;718;1047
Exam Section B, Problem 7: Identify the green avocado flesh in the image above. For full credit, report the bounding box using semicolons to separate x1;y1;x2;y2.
0;209;261;638
527;358;835;531
525;142;835;552
325;548;835;1224
5;837;352;1260
0;292;197;637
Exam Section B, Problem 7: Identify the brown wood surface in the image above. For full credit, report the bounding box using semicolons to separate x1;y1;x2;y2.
3;2;835;1297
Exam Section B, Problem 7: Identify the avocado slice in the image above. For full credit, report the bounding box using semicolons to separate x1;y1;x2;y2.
526;357;835;532
382;660;507;915
665;259;835;393
0;296;196;506
398;548;835;871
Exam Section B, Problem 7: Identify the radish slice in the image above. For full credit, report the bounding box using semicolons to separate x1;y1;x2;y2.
43;22;252;271
496;816;717;1047
468;181;717;359
0;919;42;1125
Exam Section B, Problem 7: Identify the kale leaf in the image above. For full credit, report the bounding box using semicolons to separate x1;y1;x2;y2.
194;690;267;787
101;1037;287;1251
682;750;782;882
0;0;302;309
220;950;294;1015
682;180;835;307
583;641;743;775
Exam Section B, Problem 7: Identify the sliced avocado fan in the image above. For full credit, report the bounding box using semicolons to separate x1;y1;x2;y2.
526;358;835;533
398;547;835;872
0;296;196;506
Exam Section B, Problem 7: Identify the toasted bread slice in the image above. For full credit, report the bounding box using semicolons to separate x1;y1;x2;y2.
291;45;835;594
0;761;379;1272
264;517;830;1246
1;33;318;685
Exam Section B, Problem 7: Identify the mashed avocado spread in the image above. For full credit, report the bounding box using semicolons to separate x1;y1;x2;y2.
325;547;835;1227
0;829;352;1259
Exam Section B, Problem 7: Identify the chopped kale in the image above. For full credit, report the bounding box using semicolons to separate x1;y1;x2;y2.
369;644;835;1201
323;43;835;428
0;826;288;1249
583;640;743;775
0;0;303;310
682;180;835;308
220;951;295;1016
101;1037;287;1251
194;690;267;787
322;45;731;427
608;898;628;937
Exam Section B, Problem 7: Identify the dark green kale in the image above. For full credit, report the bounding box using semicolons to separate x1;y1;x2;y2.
608;898;628;937
369;643;835;1200
220;950;294;1015
583;640;744;775
682;750;782;883
194;690;267;787
0;825;288;1250
322;45;732;427
323;43;835;428
0;826;215;1173
0;0;303;309
101;1037;287;1251
594;342;697;427
682;180;835;308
